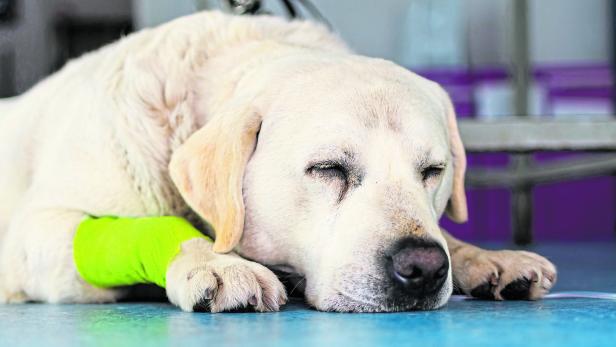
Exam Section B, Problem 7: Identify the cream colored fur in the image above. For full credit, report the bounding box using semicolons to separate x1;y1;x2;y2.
0;11;555;312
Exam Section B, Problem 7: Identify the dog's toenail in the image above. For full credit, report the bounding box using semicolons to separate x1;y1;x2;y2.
203;289;214;300
248;295;258;306
489;273;499;286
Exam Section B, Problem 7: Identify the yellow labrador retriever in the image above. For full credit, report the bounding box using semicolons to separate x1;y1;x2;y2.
0;11;555;312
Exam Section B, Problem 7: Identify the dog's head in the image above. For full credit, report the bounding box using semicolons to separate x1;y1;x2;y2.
170;51;467;312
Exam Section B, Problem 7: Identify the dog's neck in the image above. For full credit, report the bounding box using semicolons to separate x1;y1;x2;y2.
105;12;347;216
179;13;348;129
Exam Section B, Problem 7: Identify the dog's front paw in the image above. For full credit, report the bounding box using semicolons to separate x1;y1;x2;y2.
452;247;557;300
166;239;287;312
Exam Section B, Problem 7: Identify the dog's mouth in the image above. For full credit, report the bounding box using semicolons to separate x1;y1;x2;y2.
272;268;448;312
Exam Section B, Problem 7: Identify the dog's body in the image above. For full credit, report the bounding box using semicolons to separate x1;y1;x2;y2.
0;12;555;312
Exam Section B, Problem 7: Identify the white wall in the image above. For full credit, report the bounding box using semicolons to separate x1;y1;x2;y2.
466;0;611;66
132;0;612;67
309;0;415;62
529;0;610;64
2;0;611;94
465;0;512;67
132;0;196;29
315;0;611;67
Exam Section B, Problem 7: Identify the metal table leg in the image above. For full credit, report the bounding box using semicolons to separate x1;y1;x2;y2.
512;184;533;245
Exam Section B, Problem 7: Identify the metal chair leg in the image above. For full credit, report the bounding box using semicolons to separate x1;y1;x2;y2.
511;153;533;245
512;184;533;245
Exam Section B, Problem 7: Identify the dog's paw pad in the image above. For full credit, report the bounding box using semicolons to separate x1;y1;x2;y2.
469;273;498;300
500;277;532;300
470;282;494;300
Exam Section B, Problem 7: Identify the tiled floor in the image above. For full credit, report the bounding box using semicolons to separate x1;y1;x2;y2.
1;242;615;347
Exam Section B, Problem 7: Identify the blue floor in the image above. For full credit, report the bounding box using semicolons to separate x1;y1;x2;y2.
1;243;615;347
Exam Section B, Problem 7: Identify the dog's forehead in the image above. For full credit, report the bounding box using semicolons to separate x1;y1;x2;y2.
263;55;449;157
277;57;446;133
349;82;443;133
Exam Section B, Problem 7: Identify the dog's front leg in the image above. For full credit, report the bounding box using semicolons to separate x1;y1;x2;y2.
442;229;557;300
1;208;286;311
0;207;121;304
166;238;287;312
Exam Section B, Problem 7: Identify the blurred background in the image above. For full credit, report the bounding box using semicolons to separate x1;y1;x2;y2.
1;0;614;244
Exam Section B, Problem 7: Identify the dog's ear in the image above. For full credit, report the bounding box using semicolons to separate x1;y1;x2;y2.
441;89;468;223
169;102;261;253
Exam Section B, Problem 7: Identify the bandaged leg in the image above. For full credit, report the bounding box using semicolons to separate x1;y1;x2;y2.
73;216;211;288
74;216;287;312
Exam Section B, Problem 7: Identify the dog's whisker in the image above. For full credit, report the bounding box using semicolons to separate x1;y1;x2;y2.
289;276;306;296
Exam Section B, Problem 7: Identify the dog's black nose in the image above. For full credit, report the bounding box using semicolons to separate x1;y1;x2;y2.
388;238;448;296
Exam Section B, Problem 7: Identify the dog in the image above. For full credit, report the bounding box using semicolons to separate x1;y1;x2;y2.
0;11;556;312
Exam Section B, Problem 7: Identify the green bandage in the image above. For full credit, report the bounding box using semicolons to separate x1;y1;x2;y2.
74;216;212;288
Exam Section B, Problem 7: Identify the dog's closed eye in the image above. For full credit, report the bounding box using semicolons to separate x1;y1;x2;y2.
306;161;353;201
308;161;348;181
421;165;444;184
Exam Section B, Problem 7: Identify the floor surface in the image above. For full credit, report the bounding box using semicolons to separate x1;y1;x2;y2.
1;242;615;347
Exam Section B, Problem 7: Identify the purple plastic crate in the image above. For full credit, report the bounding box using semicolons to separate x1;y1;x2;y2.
441;153;512;241
442;152;615;242
415;64;614;242
532;152;615;241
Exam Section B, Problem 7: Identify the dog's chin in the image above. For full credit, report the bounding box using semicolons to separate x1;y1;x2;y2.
315;296;438;313
310;284;453;313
